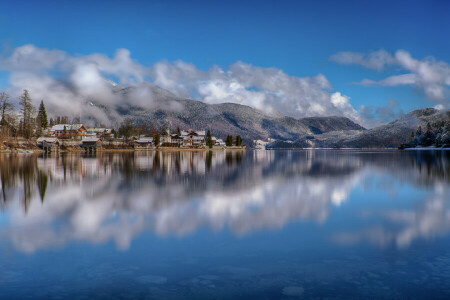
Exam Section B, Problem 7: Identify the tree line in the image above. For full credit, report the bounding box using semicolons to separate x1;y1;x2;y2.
0;90;49;139
404;121;450;148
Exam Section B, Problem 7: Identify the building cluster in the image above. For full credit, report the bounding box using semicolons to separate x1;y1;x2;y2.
136;129;225;149
45;124;113;140
38;124;227;152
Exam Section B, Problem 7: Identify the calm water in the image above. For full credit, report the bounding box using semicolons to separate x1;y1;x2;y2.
0;150;450;299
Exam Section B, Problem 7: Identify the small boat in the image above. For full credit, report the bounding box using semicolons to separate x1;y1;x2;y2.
17;150;34;154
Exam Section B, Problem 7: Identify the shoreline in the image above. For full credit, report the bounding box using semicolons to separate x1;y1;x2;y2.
0;146;246;154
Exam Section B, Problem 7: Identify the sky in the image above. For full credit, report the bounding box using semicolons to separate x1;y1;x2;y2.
0;0;449;127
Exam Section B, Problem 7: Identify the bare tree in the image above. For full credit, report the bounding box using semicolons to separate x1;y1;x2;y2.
0;92;14;136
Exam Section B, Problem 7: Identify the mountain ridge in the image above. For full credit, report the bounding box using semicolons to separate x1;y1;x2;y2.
90;83;365;143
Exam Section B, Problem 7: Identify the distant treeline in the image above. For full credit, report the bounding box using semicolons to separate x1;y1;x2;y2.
403;120;450;148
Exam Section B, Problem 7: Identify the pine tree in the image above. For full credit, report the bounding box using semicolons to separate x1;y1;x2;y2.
154;133;161;146
206;130;213;148
236;135;242;146
37;100;48;129
226;134;233;146
19;89;36;139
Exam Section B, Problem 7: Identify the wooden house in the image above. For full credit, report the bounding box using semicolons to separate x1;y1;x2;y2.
81;138;102;153
134;137;154;149
37;137;60;152
51;124;87;140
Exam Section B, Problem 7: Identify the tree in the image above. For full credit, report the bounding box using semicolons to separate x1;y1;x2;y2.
19;89;36;139
49;118;55;126
118;117;134;140
416;126;422;137
235;135;242;146
150;123;158;137
0;92;14;136
176;127;181;136
206;130;213;148
37;100;48;130
226;134;233;147
154;133;161;147
422;122;436;146
72;116;80;124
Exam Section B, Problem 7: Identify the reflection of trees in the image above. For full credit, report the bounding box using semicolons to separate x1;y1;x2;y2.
0;155;43;212
1;150;450;252
1;151;450;214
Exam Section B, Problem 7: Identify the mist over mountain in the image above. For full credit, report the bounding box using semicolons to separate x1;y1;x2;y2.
86;83;365;143
270;108;450;148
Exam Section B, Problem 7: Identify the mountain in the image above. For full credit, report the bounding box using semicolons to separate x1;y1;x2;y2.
271;108;450;148
91;84;365;143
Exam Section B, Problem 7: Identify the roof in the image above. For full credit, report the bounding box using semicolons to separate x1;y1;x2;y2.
136;137;153;143
51;124;69;131
82;138;101;143
51;124;87;131
37;137;59;143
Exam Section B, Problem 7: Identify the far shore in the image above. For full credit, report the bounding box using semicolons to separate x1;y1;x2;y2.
0;146;246;154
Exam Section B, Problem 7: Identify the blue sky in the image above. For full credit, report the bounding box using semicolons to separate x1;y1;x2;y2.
0;0;449;126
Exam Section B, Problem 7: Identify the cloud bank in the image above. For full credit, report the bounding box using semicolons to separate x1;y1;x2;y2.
331;49;450;107
0;44;361;125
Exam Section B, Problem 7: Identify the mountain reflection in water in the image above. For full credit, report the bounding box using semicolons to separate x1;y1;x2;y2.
0;150;449;253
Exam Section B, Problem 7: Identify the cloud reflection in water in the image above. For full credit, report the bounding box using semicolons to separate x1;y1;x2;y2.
0;150;449;253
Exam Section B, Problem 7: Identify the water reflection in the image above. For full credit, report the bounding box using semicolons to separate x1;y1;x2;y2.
0;150;449;253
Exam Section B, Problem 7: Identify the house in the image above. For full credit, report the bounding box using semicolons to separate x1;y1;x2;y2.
170;134;184;145
81;138;102;152
214;138;225;146
86;128;113;139
134;137;154;149
37;137;60;152
51;124;87;140
181;130;206;147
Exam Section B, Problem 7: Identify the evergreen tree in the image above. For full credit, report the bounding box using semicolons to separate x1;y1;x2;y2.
37;100;48;129
19;89;36;139
206;130;213;148
176;127;181;136
49;118;55;126
235;135;242;146
422;122;436;146
154;133;161;146
416;126;422;137
226;134;233;146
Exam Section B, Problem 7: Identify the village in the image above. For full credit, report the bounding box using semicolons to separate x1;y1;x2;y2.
36;124;244;153
0;91;246;153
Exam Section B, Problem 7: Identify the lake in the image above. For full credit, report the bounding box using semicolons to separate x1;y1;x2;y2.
0;150;450;299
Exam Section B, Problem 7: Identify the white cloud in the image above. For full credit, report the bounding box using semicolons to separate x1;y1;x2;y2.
360;98;404;127
0;44;362;124
330;50;395;71
332;49;450;108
